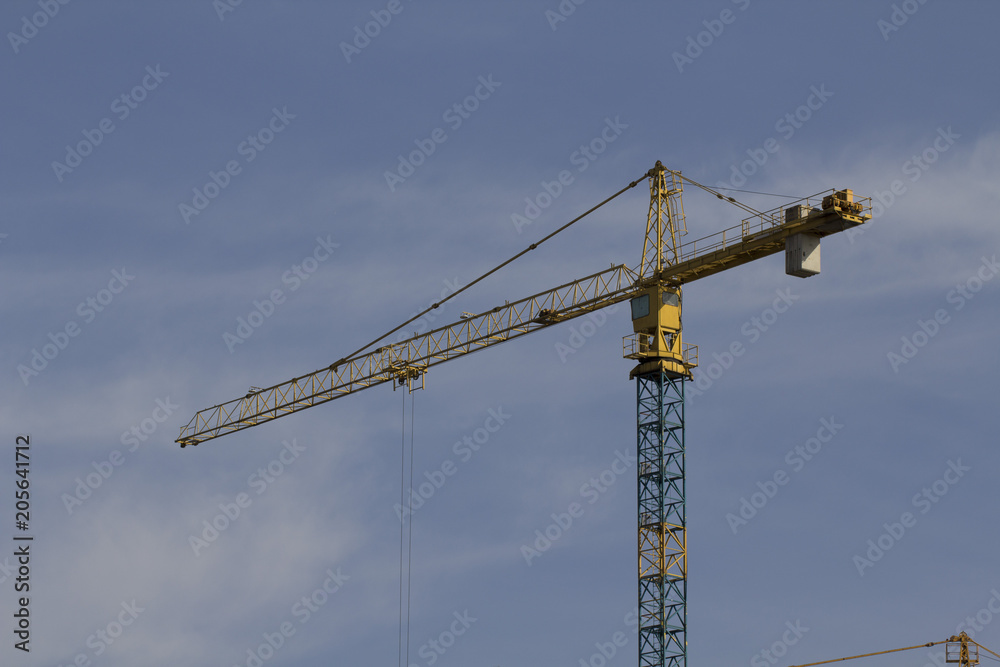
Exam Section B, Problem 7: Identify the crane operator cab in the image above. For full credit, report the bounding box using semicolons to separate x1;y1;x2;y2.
624;284;694;378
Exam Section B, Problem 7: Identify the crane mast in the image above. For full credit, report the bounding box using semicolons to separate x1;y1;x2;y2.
176;162;871;667
628;164;692;667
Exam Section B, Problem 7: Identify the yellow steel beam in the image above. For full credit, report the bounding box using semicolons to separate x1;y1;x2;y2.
177;264;640;446
177;178;870;448
658;192;870;286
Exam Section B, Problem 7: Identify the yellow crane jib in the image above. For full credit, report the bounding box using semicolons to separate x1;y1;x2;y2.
790;632;997;667
176;171;870;448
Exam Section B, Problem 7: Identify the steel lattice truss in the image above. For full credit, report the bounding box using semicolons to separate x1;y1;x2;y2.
178;192;867;448
640;168;687;278
637;370;687;667
178;264;639;446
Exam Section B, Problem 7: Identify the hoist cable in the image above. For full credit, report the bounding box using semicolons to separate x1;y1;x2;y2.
712;186;803;199
405;390;415;667
397;395;406;667
789;639;949;667
397;390;417;667
974;641;1000;663
665;168;766;219
330;170;650;369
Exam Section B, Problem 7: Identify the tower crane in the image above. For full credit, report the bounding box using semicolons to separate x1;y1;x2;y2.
790;632;997;667
177;161;871;667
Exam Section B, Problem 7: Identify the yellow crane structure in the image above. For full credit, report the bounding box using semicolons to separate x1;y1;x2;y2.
177;161;871;667
790;632;998;667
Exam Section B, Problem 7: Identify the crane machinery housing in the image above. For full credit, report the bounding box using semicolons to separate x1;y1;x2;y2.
177;161;872;667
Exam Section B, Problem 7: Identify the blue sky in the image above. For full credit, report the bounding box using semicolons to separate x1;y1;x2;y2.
3;1;1000;666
